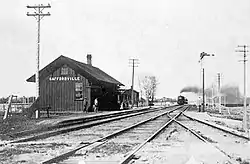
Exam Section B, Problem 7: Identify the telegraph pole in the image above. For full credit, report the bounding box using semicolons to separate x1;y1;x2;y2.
129;59;139;108
202;68;205;112
236;45;248;132
211;83;214;110
217;73;222;113
27;4;51;118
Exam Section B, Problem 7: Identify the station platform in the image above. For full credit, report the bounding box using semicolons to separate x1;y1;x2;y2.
184;111;249;139
37;106;151;126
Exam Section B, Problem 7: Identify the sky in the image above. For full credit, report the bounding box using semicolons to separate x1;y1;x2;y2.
1;0;250;99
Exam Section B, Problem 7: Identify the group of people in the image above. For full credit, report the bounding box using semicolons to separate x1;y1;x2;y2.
83;97;98;113
120;101;129;109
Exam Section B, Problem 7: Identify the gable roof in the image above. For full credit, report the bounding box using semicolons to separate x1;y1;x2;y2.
26;55;124;86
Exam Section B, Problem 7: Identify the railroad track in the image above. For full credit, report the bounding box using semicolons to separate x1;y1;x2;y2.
4;105;247;163
6;106;169;144
1;105;182;163
178;114;250;163
7;106;163;139
125;110;249;164
41;105;187;164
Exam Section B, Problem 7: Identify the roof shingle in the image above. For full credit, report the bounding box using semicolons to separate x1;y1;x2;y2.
26;55;124;86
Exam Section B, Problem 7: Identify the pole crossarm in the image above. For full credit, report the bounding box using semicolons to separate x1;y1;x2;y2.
27;13;51;17
27;4;51;8
27;4;51;18
129;59;139;65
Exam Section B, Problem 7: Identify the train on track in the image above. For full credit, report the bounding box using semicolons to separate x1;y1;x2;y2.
177;95;188;105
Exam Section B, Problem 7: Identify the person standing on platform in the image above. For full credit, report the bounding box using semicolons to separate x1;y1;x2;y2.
83;97;88;113
94;98;99;112
120;101;124;110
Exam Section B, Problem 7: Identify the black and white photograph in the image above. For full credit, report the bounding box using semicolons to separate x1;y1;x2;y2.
0;0;250;163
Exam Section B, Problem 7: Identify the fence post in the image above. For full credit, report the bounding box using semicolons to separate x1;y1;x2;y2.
3;95;13;120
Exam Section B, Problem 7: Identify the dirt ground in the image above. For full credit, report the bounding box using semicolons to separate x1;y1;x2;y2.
0;109;168;163
0;116;45;140
0;106;250;164
0;107;147;141
0;113;68;141
134;123;232;164
0;106;249;141
206;107;250;131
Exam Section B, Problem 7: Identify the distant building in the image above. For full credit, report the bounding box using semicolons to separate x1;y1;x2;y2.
26;55;124;112
139;97;147;106
119;88;139;108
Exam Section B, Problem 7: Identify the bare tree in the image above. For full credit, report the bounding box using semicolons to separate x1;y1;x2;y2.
140;76;159;104
138;77;143;100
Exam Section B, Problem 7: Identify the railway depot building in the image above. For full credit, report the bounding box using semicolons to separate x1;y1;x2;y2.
26;55;124;112
119;89;139;108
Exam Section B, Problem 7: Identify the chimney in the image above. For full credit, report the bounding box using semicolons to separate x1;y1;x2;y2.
87;54;92;65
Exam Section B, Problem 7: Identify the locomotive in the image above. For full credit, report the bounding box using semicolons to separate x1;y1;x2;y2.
177;95;188;105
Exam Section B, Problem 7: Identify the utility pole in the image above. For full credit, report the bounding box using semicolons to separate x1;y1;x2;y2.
236;45;248;132
211;83;214;110
202;68;205;112
129;59;139;108
27;4;51;119
217;73;222;113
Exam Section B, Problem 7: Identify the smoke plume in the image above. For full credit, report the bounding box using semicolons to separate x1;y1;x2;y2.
180;86;200;93
180;84;250;104
221;85;242;104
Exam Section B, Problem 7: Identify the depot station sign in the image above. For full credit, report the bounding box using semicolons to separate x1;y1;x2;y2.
49;76;80;81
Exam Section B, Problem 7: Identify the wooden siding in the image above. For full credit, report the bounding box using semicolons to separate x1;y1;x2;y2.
39;64;91;112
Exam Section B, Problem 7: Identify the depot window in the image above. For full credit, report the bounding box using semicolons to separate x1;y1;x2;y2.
75;82;83;100
61;67;68;75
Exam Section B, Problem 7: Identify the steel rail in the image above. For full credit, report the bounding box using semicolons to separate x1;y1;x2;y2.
42;106;182;164
8;106;159;138
183;113;249;140
58;106;155;126
9;106;166;144
118;106;190;164
169;116;237;164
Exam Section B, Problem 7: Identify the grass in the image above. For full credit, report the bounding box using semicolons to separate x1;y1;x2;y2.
206;106;250;131
0;114;54;140
206;107;245;120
